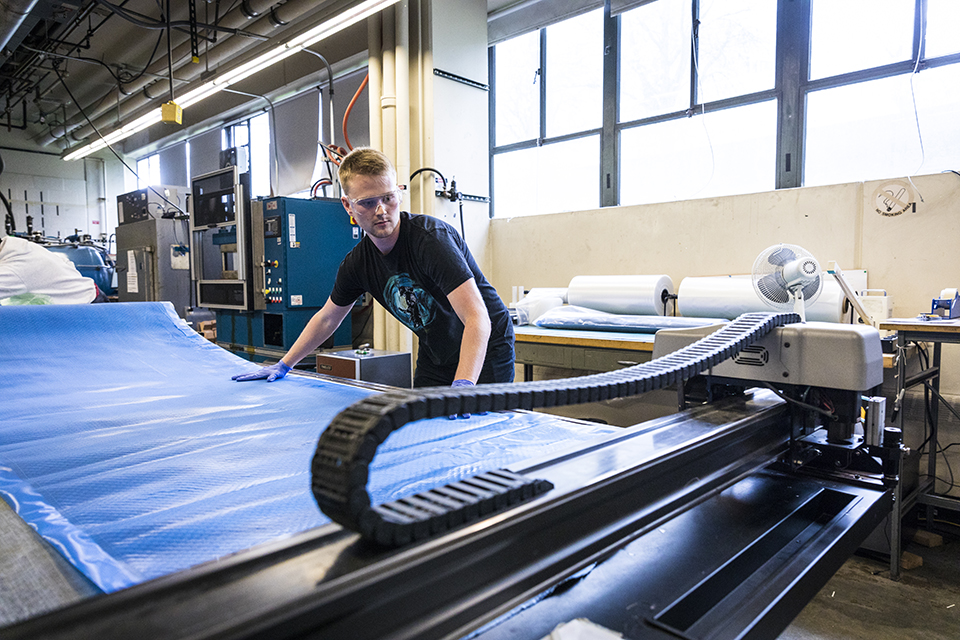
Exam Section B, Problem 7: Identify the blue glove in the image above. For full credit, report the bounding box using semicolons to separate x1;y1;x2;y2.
232;361;292;382
449;378;474;419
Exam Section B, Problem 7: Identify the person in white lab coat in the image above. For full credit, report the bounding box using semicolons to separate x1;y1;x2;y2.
0;233;105;305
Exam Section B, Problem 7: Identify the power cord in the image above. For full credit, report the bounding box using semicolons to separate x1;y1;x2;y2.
53;61;186;218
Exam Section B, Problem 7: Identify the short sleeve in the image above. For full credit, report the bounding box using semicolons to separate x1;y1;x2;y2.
330;252;365;307
419;226;474;297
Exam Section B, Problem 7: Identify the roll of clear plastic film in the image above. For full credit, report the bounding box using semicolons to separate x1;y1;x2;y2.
567;275;674;316
677;275;846;323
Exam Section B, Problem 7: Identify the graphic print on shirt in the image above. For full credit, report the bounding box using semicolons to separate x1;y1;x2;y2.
384;273;436;331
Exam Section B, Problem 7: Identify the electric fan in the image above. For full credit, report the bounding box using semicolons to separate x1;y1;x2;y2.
751;243;823;322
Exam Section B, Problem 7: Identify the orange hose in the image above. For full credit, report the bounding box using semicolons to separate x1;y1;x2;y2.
343;73;368;151
322;143;346;166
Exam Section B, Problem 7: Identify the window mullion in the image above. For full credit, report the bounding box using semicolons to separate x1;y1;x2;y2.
690;0;700;108
488;45;496;218
539;28;547;143
775;0;809;189
914;0;925;63
601;1;618;207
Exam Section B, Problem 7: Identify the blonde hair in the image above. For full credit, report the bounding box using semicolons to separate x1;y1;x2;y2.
338;147;397;195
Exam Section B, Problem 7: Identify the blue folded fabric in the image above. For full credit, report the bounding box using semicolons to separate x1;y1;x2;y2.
0;302;618;592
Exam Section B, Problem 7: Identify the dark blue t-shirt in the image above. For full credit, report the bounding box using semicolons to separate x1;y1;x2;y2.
330;212;513;369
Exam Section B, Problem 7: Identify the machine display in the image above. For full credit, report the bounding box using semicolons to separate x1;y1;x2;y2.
190;166;251;311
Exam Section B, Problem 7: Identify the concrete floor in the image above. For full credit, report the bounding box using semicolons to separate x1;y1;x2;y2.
782;531;960;639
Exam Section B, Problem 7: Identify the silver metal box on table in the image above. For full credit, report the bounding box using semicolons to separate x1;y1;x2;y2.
316;348;412;388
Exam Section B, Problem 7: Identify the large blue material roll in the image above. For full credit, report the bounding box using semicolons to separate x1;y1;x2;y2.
0;303;617;593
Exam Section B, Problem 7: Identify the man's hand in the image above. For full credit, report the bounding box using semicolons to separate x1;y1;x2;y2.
232;361;291;382
449;378;474;419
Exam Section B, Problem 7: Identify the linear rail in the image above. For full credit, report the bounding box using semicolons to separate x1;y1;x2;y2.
312;311;799;546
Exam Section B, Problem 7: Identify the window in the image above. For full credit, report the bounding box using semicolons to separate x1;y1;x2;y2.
136;154;160;189
489;0;960;216
926;0;960;58
545;12;603;138
620;0;690;123
491;9;604;217
222;112;271;198
809;0;914;80
621;100;777;205
803;0;960;187
494;31;540;147
806;64;960;186
494;136;600;217
619;0;777;205
697;0;777;103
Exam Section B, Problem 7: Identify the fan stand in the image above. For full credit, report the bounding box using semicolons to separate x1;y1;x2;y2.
791;287;807;322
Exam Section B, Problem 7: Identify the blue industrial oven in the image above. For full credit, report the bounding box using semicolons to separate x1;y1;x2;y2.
190;168;360;362
215;196;360;356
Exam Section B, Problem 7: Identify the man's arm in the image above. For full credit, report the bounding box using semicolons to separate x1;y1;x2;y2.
280;297;353;367
232;297;352;381
446;278;492;383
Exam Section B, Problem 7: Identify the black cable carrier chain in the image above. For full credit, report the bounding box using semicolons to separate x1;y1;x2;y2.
311;311;799;546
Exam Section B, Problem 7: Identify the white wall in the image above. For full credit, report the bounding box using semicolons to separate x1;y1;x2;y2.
489;171;960;391
1;148;128;247
417;0;492;272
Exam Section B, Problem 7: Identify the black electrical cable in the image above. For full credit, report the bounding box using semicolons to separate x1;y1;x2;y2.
321;142;346;160
53;63;186;217
409;167;447;189
916;341;937;450
122;28;166;84
21;45;128;85
311;179;333;198
92;0;266;39
2;191;15;234
0;151;13;234
760;382;836;419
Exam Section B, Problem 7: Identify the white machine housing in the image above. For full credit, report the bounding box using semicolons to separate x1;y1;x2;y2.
653;321;883;391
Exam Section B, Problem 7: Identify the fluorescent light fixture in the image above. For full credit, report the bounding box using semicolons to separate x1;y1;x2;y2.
63;109;164;161
63;0;400;161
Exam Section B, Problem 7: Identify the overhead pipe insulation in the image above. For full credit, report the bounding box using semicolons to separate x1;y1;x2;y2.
39;0;324;148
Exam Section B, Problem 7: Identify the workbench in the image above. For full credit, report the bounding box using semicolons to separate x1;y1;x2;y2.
513;326;655;381
879;317;960;579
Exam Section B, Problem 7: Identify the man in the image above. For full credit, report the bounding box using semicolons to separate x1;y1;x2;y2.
0;233;105;304
233;147;514;389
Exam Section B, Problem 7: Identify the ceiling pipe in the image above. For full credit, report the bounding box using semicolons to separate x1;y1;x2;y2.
0;0;39;53
37;0;301;147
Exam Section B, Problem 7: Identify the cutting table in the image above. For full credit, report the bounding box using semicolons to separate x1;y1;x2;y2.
514;326;655;380
1;304;897;640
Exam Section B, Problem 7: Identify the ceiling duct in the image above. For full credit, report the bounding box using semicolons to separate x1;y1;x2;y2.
37;0;301;148
0;0;39;54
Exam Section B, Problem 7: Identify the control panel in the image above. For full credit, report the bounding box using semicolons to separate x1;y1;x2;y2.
215;196;360;355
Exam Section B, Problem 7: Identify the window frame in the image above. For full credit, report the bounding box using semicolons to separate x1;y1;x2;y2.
489;0;960;217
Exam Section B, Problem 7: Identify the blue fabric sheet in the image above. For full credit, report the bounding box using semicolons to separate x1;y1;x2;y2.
0;303;617;593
